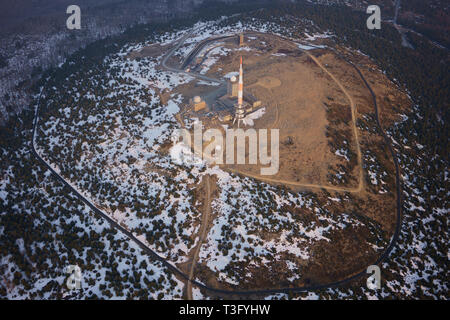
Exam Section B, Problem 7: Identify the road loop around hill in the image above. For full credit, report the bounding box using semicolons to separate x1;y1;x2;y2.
31;28;403;296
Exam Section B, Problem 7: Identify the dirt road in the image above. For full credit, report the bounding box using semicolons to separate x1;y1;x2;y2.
221;49;365;193
186;175;211;300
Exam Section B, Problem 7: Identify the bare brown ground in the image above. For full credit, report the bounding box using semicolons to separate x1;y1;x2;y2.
183;38;362;190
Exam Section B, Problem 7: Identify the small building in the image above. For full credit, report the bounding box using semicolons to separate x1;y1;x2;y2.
252;100;262;108
227;76;239;98
217;109;233;122
239;33;244;47
191;96;207;112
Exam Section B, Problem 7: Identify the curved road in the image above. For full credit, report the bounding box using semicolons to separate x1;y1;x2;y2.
161;30;227;85
31;30;403;297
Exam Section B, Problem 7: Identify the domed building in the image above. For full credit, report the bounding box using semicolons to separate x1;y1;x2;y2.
190;95;207;112
227;76;239;98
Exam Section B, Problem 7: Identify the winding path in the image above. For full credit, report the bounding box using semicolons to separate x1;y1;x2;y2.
186;176;211;300
31;29;403;297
